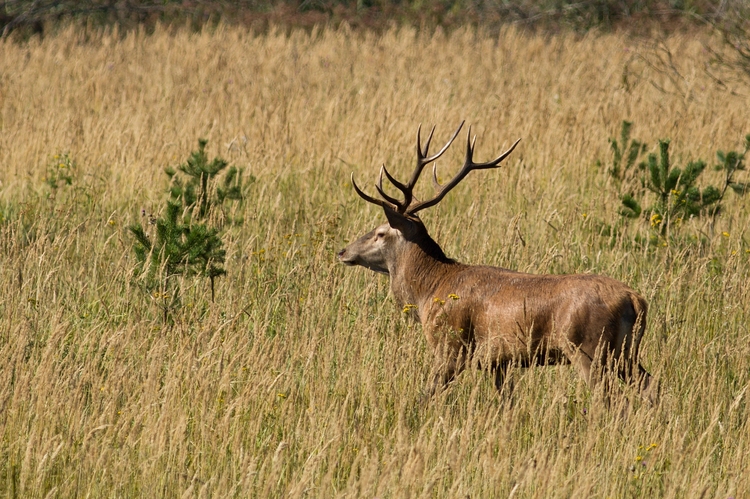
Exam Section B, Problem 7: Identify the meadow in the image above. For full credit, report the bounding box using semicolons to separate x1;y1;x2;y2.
0;23;749;497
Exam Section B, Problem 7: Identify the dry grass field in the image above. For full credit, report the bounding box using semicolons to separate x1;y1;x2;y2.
1;23;749;497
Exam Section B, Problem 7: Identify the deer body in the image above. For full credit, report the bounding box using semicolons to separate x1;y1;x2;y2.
339;122;654;400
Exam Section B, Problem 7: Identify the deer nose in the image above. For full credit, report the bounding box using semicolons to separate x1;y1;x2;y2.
337;248;346;259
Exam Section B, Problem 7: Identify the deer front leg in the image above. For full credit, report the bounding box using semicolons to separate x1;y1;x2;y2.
423;342;467;399
493;361;515;399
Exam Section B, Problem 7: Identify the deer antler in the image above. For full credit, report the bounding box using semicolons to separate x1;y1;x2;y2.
353;121;464;213
351;122;520;215
408;128;521;215
351;171;397;211
381;121;465;209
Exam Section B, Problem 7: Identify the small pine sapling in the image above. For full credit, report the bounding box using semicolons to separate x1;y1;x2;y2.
130;139;245;319
605;123;748;241
639;139;721;235
607;120;647;187
130;201;226;297
710;133;750;220
166;138;246;219
601;121;647;220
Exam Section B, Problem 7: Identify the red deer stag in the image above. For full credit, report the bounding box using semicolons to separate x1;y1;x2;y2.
338;121;655;403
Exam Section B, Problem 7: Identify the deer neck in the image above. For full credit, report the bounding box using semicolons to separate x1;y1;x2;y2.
389;236;457;311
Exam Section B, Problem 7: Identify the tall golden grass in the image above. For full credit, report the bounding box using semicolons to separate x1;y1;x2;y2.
1;23;749;497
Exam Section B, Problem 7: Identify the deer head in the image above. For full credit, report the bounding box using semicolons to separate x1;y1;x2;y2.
337;121;521;276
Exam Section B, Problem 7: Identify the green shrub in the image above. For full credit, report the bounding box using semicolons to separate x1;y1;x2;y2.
129;139;246;319
604;122;749;240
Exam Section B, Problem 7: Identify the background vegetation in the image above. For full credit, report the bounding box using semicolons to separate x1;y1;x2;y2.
2;0;750;35
1;19;749;498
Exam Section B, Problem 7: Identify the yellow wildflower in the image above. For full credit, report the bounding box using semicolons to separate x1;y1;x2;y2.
448;293;460;300
650;213;662;228
402;304;417;313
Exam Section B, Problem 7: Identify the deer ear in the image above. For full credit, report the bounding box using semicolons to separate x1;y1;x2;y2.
383;205;418;236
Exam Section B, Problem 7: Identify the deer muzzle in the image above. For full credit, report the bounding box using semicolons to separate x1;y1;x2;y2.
337;248;356;266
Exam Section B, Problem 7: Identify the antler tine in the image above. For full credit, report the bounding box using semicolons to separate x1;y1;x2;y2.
468;136;521;170
430;126;472;188
428;126;477;191
380;164;410;199
408;121;464;188
423;121;464;167
431;125;475;190
397;121;465;209
417;124;436;164
408;133;521;215
376;166;407;208
431;163;440;189
351;173;397;211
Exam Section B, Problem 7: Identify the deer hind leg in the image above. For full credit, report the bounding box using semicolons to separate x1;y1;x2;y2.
631;363;659;406
615;354;652;386
564;344;618;406
616;328;659;405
